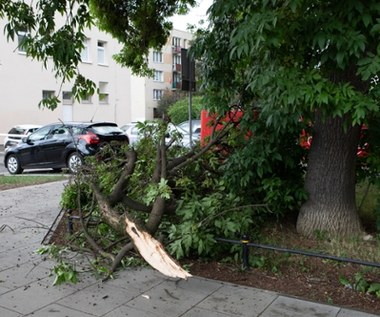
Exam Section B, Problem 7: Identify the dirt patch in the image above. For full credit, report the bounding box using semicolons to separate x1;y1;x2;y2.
186;258;380;315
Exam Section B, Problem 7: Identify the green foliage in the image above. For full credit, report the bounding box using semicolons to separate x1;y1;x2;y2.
190;1;380;237
36;245;78;285
143;178;172;205
52;262;78;285
194;1;380;126
167;187;269;259
217;112;308;218
339;271;380;297
167;95;204;124
156;91;186;118
60;180;93;211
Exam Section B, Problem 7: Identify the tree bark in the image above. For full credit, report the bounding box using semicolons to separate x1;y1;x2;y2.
297;112;363;237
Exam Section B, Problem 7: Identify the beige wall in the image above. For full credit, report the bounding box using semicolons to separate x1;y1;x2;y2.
0;20;136;144
0;15;193;144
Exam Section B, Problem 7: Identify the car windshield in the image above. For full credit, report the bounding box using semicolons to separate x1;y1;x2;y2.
91;125;124;135
28;126;51;141
8;127;27;135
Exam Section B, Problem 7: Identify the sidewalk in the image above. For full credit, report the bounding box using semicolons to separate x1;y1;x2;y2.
0;181;378;317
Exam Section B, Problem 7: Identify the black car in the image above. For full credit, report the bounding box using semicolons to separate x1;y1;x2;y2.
4;122;129;174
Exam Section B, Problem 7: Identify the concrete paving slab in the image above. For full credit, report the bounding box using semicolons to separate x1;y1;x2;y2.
36;271;101;292
174;275;225;295
258;295;339;317
104;305;168;317
181;306;238;317
104;267;165;292
0;278;77;315
196;283;277;316
25;303;97;317
0;230;43;252
0;261;51;290
0;245;42;271
337;308;380;317
0;306;21;317
0;285;10;295
57;282;141;316
125;278;222;316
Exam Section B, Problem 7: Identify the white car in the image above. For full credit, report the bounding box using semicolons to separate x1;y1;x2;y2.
177;119;201;140
120;123;140;145
121;122;196;148
4;124;42;149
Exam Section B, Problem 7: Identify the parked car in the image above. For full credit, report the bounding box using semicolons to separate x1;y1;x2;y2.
4;124;42;149
120;121;196;148
4;122;129;174
177;119;201;140
120;123;140;145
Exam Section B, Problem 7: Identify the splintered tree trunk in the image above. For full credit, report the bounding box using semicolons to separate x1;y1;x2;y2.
297;113;363;237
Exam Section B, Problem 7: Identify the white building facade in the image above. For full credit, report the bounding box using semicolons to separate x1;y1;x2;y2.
0;15;193;143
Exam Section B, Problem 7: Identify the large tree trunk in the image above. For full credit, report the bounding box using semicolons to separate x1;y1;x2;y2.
297;113;363;237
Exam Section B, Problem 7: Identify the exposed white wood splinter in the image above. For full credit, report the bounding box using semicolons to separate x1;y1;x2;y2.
125;217;192;280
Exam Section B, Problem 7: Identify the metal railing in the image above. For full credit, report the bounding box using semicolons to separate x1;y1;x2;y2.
216;236;380;270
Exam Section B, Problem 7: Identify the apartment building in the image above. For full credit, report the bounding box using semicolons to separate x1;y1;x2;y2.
0;16;193;142
145;29;193;119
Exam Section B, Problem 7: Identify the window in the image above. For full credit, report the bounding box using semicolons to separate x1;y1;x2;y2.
17;31;27;53
153;70;163;82
81;94;92;104
42;90;55;100
172;37;181;47
29;126;51;142
97;41;106;65
153;89;163;100
173;73;181;84
153;51;163;63
81;38;91;62
51;127;70;139
172;72;181;89
62;91;73;104
99;82;109;104
173;54;181;65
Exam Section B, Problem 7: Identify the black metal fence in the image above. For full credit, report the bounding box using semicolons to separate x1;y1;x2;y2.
216;236;380;270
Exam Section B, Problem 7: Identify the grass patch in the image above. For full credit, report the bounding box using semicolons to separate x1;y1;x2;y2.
0;174;67;190
356;181;380;231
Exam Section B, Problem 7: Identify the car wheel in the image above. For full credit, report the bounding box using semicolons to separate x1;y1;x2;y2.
67;152;83;173
6;155;23;174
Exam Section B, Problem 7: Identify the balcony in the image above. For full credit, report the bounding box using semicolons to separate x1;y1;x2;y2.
172;63;182;72
172;46;181;53
172;82;182;90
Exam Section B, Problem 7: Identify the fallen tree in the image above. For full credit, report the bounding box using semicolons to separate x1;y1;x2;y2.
60;118;235;279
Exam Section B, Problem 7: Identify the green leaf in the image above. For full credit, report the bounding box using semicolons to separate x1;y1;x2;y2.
368;283;380;294
362;14;372;28
336;52;345;68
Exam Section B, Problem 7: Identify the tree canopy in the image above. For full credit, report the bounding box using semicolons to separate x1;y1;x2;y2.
2;0;380;239
191;1;380;236
193;1;380;123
